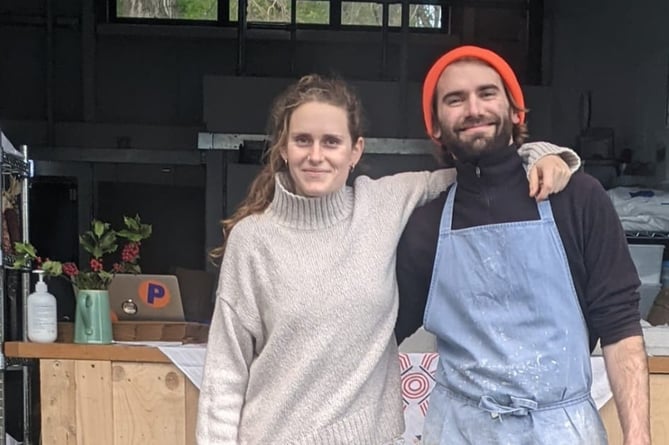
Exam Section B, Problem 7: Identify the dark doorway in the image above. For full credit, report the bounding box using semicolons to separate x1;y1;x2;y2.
28;176;78;321
96;182;206;274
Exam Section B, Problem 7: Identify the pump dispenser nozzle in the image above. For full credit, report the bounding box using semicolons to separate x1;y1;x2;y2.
32;270;47;293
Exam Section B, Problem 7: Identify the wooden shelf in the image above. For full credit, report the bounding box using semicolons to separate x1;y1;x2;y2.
4;341;171;363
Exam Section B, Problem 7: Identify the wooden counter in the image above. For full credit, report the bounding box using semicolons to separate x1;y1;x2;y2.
5;341;198;445
5;342;669;445
9;341;669;372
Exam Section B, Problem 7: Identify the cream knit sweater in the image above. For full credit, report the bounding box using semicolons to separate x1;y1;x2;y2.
196;143;579;445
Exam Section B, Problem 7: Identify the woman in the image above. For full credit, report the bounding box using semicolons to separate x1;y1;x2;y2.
196;74;578;444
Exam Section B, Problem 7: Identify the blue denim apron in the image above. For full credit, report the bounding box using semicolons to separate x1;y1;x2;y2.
422;184;607;445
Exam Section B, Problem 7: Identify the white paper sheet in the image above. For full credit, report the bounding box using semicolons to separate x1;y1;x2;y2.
590;356;612;409
158;343;207;389
642;322;669;356
6;433;22;445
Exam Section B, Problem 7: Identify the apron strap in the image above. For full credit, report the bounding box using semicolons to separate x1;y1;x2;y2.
440;183;457;234
537;198;555;221
477;391;592;419
478;395;538;418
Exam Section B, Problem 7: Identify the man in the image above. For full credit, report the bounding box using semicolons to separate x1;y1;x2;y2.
395;46;649;444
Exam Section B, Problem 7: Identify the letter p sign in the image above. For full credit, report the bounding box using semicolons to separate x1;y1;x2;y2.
139;280;171;309
147;283;165;304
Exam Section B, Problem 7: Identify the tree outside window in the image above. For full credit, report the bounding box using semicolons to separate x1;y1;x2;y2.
117;0;218;20
117;0;443;28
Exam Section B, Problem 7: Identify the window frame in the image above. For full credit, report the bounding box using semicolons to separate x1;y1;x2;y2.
107;0;454;33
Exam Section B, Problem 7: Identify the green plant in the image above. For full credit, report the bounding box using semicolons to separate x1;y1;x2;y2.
13;215;152;290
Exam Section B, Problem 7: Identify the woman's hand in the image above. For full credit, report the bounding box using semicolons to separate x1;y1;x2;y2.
528;155;572;201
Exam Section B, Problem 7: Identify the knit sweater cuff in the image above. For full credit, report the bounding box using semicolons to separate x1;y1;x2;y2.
519;142;582;177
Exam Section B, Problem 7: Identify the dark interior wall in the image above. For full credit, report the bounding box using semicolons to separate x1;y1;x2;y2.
27;158;207;278
243;32;462;82
97;180;206;273
95;34;237;125
203;75;555;140
1;27;464;137
0;0;82;121
4;0;669;270
0;0;537;146
54;29;83;121
92;162;207;273
94;31;454;128
202;75;423;137
0;16;46;120
14;0;669;152
0;0;568;275
549;0;669;176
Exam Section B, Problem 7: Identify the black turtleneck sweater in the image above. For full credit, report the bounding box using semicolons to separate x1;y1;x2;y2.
395;144;642;352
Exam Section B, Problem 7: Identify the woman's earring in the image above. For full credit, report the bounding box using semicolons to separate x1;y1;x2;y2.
350;164;356;173
283;158;288;166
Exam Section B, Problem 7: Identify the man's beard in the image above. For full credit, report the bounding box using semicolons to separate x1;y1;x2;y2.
438;115;513;163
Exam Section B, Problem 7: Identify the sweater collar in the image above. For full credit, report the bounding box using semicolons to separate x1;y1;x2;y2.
454;143;526;189
268;172;353;229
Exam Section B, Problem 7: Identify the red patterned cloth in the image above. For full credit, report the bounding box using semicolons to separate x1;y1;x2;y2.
399;353;439;444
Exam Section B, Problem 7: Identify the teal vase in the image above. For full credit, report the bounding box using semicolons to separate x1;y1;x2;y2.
74;289;113;344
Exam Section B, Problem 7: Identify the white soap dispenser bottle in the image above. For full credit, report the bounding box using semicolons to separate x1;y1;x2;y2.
27;270;58;343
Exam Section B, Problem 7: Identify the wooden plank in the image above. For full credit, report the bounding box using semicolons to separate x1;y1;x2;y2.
599;373;669;444
649;356;669;374
599;398;623;444
650;374;669;443
11;341;665;371
57;322;209;343
4;341;170;363
9;341;668;371
112;322;209;343
112;362;187;445
185;379;200;445
75;360;114;445
40;359;77;445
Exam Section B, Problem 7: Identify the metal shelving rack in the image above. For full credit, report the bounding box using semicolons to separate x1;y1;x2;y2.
626;231;669;240
0;131;32;445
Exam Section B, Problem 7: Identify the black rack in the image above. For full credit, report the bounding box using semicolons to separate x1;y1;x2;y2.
1;153;30;179
626;231;669;240
0;132;32;445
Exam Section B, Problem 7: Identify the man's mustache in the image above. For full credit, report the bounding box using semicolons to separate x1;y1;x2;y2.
456;117;500;132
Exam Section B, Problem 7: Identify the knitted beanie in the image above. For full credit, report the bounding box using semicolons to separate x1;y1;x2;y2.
422;45;525;139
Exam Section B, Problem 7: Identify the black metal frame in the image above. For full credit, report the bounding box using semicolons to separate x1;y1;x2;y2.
100;0;544;84
105;0;455;31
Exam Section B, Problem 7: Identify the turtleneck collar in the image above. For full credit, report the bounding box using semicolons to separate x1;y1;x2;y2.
454;143;525;190
268;172;354;230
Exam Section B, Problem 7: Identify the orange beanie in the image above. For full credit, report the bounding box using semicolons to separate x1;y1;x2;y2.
422;45;525;139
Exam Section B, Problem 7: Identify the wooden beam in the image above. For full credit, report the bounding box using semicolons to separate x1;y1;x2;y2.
4;342;171;363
